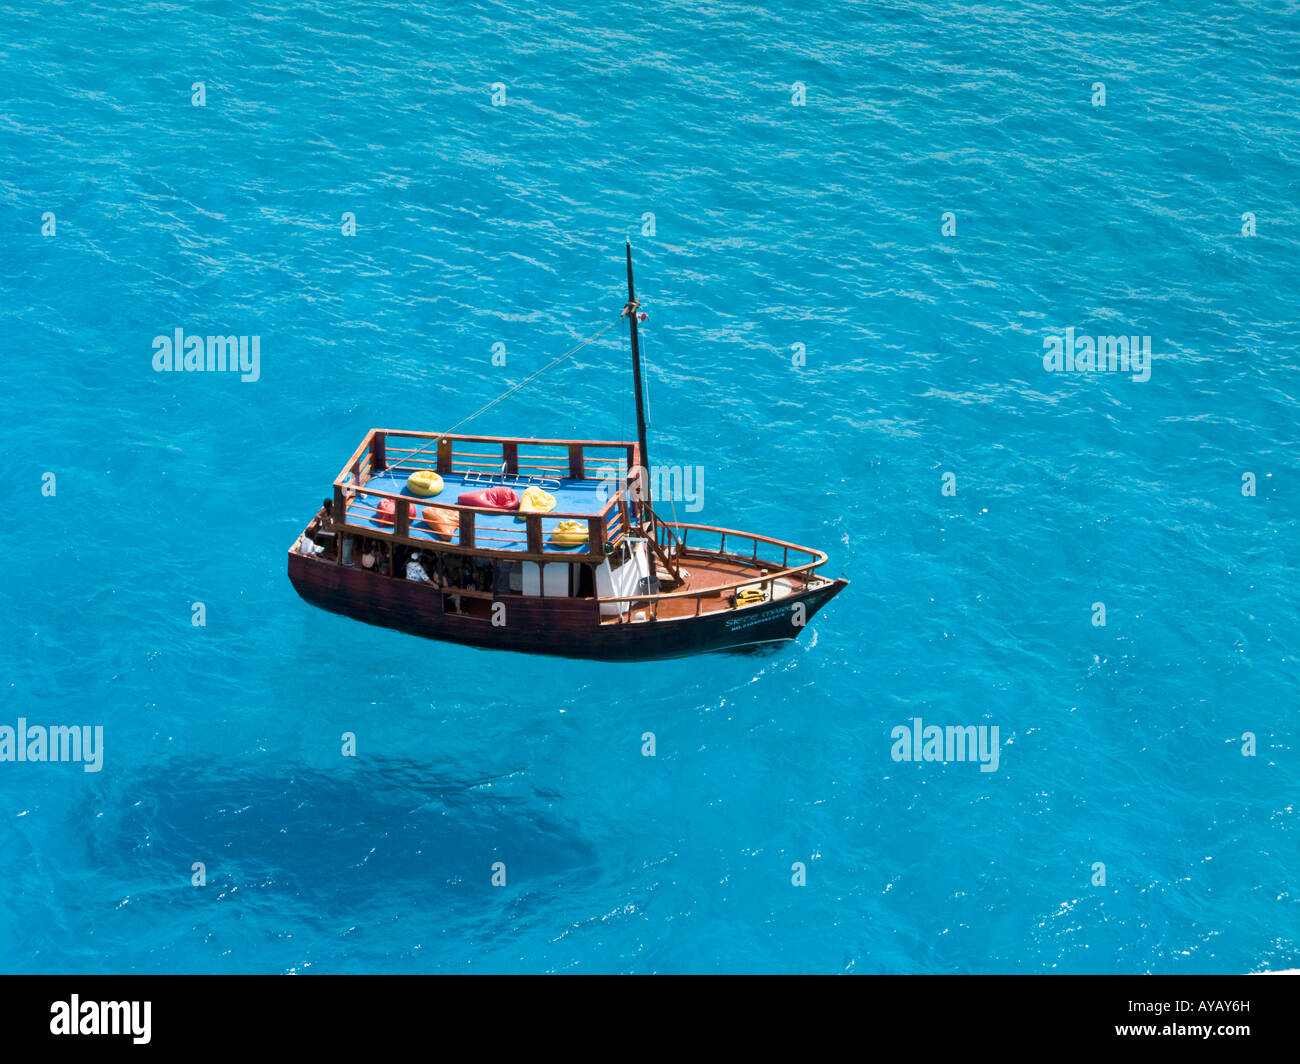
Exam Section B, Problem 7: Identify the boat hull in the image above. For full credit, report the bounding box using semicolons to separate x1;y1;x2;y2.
288;552;847;662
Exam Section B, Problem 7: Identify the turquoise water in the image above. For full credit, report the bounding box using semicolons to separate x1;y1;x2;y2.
1;0;1297;973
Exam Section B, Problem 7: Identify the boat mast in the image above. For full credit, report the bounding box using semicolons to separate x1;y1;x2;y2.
625;240;651;496
624;239;659;581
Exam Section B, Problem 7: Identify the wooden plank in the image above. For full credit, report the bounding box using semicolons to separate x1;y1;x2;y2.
334;431;375;487
568;444;584;479
378;429;637;447
657;521;824;558
330;522;588;564
502;441;518;475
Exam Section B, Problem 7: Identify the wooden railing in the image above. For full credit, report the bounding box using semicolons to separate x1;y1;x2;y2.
326;429;640;561
647;510;685;582
335;482;621;561
349;429;639;484
597;523;830;622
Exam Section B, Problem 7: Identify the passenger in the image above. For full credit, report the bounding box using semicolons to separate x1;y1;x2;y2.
495;561;514;595
406;551;430;582
441;557;464;614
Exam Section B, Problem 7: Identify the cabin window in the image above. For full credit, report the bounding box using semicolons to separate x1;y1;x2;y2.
521;561;570;597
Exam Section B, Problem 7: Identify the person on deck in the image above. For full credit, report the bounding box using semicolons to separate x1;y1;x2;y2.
406;551;430;582
440;556;464;614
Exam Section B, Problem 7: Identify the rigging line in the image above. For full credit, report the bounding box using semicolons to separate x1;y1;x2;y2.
640;328;653;430
644;334;680;530
640;329;675;528
638;329;680;537
620;327;628;474
377;316;622;478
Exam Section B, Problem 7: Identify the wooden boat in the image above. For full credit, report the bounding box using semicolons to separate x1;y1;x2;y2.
287;244;847;660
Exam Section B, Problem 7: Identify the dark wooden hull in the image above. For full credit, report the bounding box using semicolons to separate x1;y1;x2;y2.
287;553;847;662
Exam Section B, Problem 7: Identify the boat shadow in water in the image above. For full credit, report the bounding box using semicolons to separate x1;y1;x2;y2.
78;759;598;917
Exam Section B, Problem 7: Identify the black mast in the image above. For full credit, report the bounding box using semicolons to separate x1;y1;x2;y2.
624;240;658;582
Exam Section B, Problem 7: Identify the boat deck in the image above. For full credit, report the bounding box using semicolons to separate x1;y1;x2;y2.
601;553;808;622
344;467;621;551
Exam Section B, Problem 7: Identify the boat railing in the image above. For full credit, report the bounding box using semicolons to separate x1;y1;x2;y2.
343;534;826;621
667;523;821;572
349;429;639;488
328;429;642;559
334;481;626;560
597;524;830;622
648;510;686;559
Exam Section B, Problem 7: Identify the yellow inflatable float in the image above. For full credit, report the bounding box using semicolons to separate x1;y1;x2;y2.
517;485;557;516
405;470;444;497
549;520;588;546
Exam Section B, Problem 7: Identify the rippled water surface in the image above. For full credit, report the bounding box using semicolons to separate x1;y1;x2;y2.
1;0;1297;972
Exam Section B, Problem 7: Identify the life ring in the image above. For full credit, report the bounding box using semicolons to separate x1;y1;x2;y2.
406;470;444;497
549;520;588;546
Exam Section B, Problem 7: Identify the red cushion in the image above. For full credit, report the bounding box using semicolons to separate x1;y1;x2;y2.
457;486;520;510
375;498;416;524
